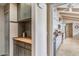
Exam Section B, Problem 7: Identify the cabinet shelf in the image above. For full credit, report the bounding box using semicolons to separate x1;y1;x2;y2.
18;18;31;23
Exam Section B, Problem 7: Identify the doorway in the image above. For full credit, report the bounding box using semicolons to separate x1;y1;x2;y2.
65;23;73;38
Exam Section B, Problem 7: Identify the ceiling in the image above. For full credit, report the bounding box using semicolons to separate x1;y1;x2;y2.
56;3;79;20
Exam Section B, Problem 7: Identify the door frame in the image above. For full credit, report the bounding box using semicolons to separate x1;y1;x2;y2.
32;3;48;56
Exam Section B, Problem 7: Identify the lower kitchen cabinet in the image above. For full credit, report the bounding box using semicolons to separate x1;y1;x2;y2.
13;38;32;56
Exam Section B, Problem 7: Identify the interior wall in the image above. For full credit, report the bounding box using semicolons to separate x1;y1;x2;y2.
18;21;31;37
52;7;59;55
18;23;25;37
0;6;5;55
51;5;66;56
52;7;59;33
52;6;63;54
73;21;79;40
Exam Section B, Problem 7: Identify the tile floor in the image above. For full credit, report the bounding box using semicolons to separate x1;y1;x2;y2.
56;38;79;56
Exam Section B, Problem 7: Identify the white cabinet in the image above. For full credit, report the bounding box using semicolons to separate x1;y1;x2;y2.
18;3;31;21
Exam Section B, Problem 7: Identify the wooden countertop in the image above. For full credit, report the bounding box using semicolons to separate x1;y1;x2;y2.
13;37;32;44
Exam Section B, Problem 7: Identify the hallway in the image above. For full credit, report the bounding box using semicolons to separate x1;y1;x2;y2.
56;38;79;56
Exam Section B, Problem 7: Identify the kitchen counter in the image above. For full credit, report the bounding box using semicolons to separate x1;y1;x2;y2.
13;37;32;44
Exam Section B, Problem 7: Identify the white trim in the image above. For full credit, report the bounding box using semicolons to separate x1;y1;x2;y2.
32;3;47;56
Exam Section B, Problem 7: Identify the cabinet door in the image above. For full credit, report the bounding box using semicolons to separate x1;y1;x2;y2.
4;13;9;55
19;4;31;20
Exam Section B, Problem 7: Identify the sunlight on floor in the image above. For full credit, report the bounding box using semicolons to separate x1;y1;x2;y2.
56;38;79;56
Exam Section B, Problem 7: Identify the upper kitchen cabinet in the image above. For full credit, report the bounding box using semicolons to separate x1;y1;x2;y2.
17;3;31;21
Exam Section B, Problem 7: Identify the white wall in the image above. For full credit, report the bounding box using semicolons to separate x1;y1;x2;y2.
52;7;59;50
52;7;59;33
0;6;5;55
52;6;63;54
73;20;79;39
9;3;18;56
32;3;47;56
73;21;79;36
